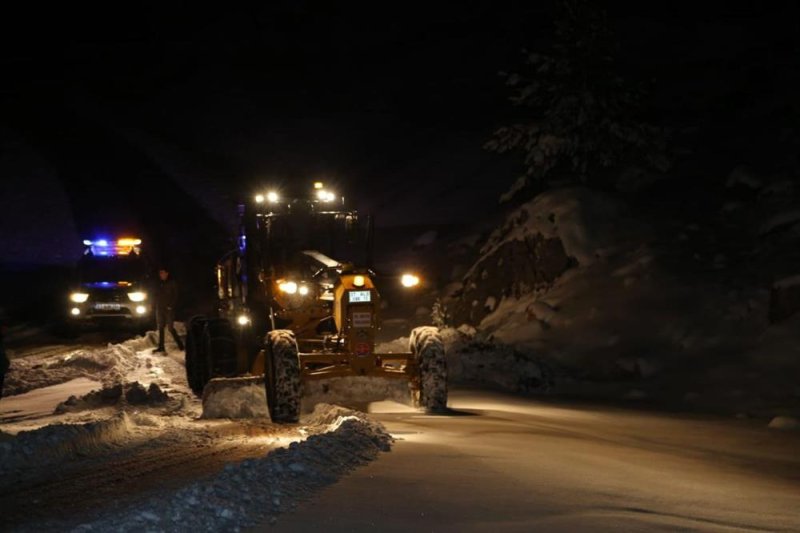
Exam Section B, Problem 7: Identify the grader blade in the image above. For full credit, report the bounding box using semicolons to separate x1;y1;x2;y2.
201;376;267;419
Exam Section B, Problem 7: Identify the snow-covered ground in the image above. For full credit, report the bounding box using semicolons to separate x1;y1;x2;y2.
2;307;798;532
0;328;393;531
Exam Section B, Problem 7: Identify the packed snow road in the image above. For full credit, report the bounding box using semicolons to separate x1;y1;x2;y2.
273;390;800;532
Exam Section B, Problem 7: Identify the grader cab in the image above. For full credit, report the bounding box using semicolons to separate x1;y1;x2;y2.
184;183;447;422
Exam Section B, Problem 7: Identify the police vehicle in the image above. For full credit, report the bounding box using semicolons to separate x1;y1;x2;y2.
67;238;152;328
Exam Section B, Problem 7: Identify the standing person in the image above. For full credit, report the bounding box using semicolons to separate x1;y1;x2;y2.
153;267;184;353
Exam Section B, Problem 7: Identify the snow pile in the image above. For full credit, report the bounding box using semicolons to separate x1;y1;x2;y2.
376;326;554;394
302;376;412;411
0;413;135;480
201;377;268;419
55;381;169;414
4;328;187;397
4;333;157;396
69;404;392;532
441;327;555;392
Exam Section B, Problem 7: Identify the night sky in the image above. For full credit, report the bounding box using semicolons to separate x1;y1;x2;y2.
1;1;799;251
5;3;799;180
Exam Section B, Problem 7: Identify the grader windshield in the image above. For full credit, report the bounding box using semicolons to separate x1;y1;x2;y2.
255;208;374;276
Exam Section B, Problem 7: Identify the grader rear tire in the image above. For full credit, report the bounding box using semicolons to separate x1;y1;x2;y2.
185;316;209;397
410;326;448;412
265;330;301;423
203;318;238;378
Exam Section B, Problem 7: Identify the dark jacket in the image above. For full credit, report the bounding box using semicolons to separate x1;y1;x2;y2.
154;279;178;313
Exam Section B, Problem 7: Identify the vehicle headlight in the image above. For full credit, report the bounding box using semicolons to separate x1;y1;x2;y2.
401;274;420;288
267;191;279;203
70;292;89;303
278;281;298;294
353;275;366;287
317;189;336;202
298;285;310;296
237;315;251;326
127;291;147;302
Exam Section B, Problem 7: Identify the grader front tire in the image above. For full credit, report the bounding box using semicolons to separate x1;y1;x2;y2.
410;326;448;413
265;330;301;423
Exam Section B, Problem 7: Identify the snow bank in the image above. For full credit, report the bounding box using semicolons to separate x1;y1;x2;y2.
0;413;135;480
4;329;175;397
70;405;392;532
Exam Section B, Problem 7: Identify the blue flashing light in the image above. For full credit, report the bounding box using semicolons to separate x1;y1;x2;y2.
83;237;141;257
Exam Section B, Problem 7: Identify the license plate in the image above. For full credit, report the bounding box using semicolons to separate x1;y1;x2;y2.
95;303;121;311
348;290;371;303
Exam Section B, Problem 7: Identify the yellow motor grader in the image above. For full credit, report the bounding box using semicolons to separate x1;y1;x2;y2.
184;183;447;422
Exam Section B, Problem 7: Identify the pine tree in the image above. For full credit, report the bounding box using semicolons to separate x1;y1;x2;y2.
485;0;668;199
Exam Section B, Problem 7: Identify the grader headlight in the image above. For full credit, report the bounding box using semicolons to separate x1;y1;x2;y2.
353;275;366;287
278;281;298;294
316;189;336;202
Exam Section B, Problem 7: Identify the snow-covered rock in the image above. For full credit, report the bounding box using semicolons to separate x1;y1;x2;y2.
450;187;642;326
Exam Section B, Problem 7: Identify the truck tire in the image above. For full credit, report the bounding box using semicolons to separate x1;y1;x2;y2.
185;316;209;396
265;330;301;423
203;318;238;379
410;326;448;412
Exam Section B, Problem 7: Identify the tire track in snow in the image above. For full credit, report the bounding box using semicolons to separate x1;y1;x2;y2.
0;433;281;530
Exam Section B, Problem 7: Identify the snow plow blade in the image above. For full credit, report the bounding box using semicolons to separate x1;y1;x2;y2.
201;376;268;419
